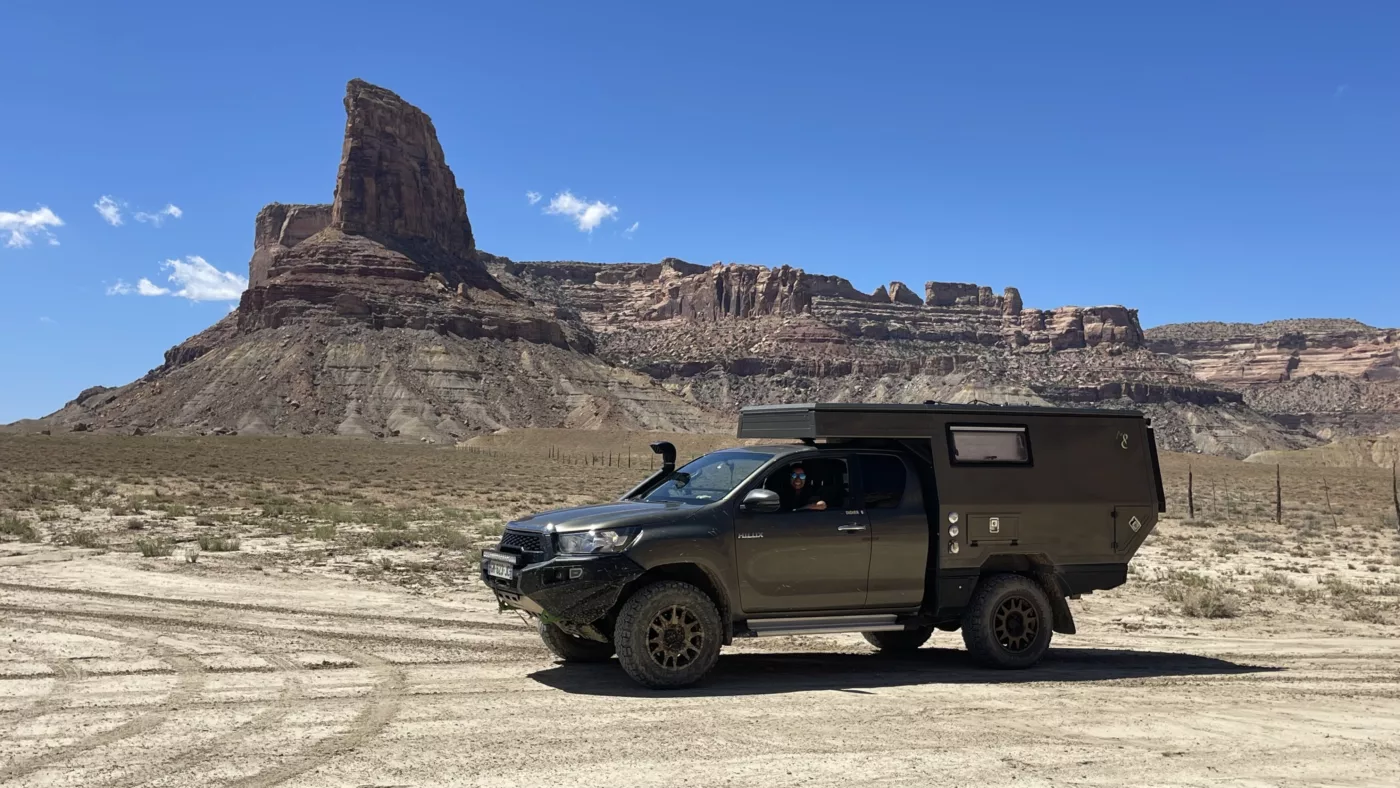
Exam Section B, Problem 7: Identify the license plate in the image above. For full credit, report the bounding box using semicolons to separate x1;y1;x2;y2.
486;561;514;581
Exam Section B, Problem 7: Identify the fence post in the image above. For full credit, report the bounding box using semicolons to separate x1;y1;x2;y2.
1188;465;1194;520
1322;476;1338;528
1275;464;1282;525
1391;461;1399;534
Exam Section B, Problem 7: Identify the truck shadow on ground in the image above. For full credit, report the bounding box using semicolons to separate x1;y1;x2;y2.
529;646;1280;697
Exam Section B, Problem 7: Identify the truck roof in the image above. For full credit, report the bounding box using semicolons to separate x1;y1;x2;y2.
737;401;1148;440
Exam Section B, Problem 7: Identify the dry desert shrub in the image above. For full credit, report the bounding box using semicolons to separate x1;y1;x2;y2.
1;512;37;541
197;534;241;552
136;537;175;557
60;529;104;549
1161;571;1240;619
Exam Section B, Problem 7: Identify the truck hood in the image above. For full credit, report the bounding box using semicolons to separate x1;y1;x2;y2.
509;500;700;533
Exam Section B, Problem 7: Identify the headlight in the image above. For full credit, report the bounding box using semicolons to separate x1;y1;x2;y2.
556;528;639;555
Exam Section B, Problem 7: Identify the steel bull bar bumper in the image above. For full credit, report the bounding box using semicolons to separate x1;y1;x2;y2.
480;550;645;629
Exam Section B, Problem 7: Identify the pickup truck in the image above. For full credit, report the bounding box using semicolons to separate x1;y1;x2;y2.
480;401;1165;688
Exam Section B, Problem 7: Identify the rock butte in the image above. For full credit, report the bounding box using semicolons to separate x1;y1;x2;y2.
18;80;1399;458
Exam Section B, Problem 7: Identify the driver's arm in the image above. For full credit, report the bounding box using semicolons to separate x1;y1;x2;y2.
799;498;827;511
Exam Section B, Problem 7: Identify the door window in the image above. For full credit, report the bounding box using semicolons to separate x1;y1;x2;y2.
762;457;850;512
860;454;907;509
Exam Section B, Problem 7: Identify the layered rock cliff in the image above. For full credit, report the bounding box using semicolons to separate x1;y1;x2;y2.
1147;319;1400;439
19;78;1388;458
28;79;720;441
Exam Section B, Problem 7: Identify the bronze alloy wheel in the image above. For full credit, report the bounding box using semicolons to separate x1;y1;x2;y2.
647;604;704;669
994;595;1040;653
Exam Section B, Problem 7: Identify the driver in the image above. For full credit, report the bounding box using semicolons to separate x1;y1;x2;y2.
785;465;827;511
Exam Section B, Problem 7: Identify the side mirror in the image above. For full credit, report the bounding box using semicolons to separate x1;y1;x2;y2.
741;488;781;513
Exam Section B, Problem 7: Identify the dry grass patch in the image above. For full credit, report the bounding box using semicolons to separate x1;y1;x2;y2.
1;512;37;541
1161;571;1240;619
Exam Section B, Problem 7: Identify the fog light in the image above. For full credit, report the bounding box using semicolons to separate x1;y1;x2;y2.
948;524;959;538
948;512;959;524
949;541;960;554
568;567;583;580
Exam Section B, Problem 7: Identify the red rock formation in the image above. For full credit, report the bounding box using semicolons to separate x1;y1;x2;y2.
924;281;981;307
227;79;576;353
330;79;490;288
1147;320;1400;386
888;281;923;306
641;263;872;322
249;203;331;288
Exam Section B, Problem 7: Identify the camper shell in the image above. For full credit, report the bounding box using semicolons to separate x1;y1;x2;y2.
480;401;1166;689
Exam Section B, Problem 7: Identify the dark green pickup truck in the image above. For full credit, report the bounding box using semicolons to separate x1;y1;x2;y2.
481;402;1165;689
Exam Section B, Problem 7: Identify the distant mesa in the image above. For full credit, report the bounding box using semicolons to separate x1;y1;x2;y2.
11;78;1397;459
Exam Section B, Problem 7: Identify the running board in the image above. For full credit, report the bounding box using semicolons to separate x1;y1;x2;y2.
744;614;905;637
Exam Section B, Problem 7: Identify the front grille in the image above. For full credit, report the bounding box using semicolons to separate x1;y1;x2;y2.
500;529;546;554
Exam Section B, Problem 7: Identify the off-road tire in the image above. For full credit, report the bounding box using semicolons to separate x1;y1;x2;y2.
862;626;934;652
538;620;615;663
613;581;723;689
961;573;1054;669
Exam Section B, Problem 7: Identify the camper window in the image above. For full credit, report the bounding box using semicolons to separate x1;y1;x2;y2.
948;425;1030;465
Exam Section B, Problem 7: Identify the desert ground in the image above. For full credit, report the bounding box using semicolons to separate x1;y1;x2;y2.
2;431;1399;787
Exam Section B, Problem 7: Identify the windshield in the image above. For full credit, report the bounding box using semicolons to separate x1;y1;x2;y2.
638;450;773;504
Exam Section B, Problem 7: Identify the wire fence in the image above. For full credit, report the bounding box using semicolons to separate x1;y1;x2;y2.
1163;460;1400;534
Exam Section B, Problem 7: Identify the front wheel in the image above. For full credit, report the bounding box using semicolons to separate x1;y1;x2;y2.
961;574;1054;669
538;620;615;663
613;581;723;689
862;626;934;652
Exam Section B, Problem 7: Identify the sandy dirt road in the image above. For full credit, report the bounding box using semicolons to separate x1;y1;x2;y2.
2;551;1398;788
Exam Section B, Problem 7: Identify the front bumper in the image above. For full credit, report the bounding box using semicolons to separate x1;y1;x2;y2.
480;551;645;627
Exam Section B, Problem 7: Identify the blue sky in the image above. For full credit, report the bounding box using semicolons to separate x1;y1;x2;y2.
2;1;1397;422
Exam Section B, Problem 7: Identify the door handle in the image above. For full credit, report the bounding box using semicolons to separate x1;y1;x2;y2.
837;524;867;532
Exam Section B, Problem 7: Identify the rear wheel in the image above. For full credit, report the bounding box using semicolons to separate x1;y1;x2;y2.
862;626;934;652
538;620;615;663
614;581;723;689
961;574;1053;669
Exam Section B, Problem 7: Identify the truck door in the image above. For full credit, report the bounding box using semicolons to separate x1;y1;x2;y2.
857;452;929;609
734;454;871;612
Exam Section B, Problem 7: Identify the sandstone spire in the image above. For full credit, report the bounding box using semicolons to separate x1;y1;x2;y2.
331;79;481;279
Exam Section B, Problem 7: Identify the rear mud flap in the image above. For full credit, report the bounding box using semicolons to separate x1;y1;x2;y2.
1034;569;1078;635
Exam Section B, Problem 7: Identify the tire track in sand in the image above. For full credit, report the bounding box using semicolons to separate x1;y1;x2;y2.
0;582;522;633
0;643;81;739
98;655;310;788
222;649;404;788
4;605;407;788
0;628;206;784
0;603;532;655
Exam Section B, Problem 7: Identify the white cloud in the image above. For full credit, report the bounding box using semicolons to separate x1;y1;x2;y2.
107;278;168;296
39;316;55;324
544;191;620;233
0;206;64;248
623;221;639;238
95;196;124;226
138;277;171;296
164;256;243;300
526;191;542;205
107;256;247;302
134;204;183;226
